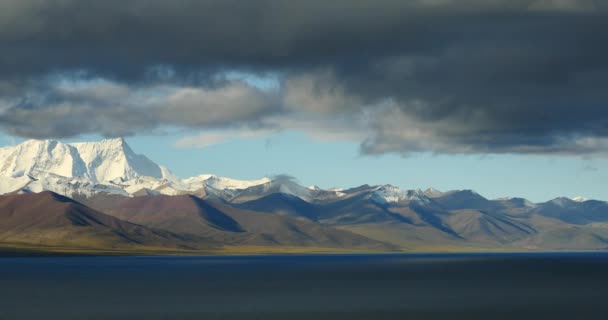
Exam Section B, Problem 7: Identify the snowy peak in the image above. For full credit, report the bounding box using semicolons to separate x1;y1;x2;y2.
264;178;314;201
0;138;170;196
0;139;88;179
229;178;315;203
369;185;432;205
0;138;165;184
370;185;406;204
0;138;276;197
71;138;164;183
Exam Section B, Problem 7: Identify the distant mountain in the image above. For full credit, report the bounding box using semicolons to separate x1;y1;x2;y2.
229;179;317;203
235;193;320;220
492;197;537;210
208;202;394;249
430;190;493;210
533;198;608;225
92;193;391;249
182;175;271;192
444;209;536;244
2;138;608;253
316;187;419;225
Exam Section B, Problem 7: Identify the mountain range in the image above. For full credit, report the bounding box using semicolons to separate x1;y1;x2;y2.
1;138;607;254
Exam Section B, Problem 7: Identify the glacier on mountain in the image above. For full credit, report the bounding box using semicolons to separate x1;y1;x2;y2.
0;138;270;197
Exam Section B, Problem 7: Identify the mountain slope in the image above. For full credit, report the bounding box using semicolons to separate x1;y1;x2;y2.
533;198;608;225
235;193;320;220
104;194;244;235
96;194;393;250
209;201;396;249
0;191;201;250
430;190;493;210
229;179;316;203
444;209;536;244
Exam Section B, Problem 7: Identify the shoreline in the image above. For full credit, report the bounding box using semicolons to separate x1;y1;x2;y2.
1;243;606;258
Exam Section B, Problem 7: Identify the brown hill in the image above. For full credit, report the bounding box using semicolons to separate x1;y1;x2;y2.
0;191;204;250
444;209;536;244
212;201;394;249
235;193;320;220
96;194;393;250
105;194;244;235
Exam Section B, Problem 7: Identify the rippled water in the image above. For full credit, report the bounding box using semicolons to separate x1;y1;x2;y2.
1;253;608;319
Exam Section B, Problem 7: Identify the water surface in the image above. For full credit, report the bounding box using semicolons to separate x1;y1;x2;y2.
1;253;607;319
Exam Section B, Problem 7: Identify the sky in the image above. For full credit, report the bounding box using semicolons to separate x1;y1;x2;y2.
0;0;607;202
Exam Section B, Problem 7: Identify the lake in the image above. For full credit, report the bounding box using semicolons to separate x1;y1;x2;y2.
1;253;607;319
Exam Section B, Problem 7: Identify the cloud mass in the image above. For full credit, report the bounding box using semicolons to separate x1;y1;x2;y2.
1;0;608;156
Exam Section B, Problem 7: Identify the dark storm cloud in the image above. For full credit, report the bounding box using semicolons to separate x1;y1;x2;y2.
1;0;608;155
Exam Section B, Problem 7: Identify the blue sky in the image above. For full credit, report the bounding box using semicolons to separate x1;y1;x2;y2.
1;131;605;202
122;133;608;202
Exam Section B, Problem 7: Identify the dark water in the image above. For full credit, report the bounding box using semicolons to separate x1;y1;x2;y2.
1;253;608;319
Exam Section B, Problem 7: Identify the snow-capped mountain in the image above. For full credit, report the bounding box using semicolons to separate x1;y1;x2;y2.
230;178;316;203
182;175;271;191
370;185;408;204
70;137;166;183
4;139;608;255
369;185;433;205
0;138;604;209
0;138;168;183
0;138;270;197
0;139;87;179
